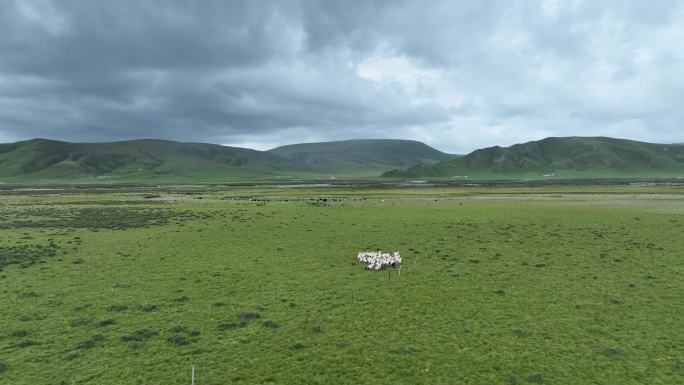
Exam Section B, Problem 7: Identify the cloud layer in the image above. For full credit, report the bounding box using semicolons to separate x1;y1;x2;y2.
1;0;682;153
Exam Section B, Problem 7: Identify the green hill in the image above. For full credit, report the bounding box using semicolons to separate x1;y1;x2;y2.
268;139;451;175
383;137;684;179
0;139;310;182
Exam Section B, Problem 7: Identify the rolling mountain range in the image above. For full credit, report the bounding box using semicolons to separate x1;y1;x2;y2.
1;136;683;183
268;139;452;174
382;137;684;178
0;138;448;182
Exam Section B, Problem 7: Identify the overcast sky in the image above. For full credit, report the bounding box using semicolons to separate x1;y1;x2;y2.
1;0;682;153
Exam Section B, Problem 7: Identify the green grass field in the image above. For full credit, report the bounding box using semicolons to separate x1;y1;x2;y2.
1;186;683;384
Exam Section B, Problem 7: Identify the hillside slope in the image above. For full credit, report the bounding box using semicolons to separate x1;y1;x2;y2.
0;139;309;182
268;139;451;174
383;137;684;178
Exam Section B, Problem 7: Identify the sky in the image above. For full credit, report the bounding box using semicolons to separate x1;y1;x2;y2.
0;0;683;154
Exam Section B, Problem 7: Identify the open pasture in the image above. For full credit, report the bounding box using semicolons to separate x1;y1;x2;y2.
0;186;683;384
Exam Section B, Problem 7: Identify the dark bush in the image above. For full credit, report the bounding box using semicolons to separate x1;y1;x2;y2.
120;328;158;342
11;329;29;337
404;346;418;354
526;372;545;383
73;303;91;311
312;325;322;333
106;304;127;312
75;334;105;350
168;325;187;333
603;346;622;356
139;303;157;312
130;341;145;349
390;346;418;354
506;374;518;384
167;334;190;346
262;320;280;329
70;318;91;327
95;319;115;327
0;362;6;373
189;329;201;337
239;311;261;320
16;339;34;348
289;342;306;350
65;350;80;361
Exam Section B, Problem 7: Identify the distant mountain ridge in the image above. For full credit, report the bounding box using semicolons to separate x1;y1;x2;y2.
383;137;684;178
0;138;449;182
268;139;452;173
0;138;307;181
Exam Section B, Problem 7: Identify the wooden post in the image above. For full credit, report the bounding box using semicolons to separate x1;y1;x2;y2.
303;312;310;332
191;365;195;385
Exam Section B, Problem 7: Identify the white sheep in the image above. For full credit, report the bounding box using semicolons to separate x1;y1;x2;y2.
356;250;401;270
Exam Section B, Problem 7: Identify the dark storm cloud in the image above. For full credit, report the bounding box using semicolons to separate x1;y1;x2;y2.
0;0;683;152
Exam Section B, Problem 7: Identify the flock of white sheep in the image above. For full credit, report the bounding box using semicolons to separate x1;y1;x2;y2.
357;251;402;270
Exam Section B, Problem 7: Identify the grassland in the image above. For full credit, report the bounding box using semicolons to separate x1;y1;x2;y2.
0;185;683;384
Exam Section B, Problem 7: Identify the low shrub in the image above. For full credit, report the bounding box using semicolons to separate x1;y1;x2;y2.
239;312;261;320
65;350;81;360
506;374;518;384
390;346;418;355
217;321;241;330
168;325;187;333
262;320;280;329
95;319;115;327
603;346;622;356
526;372;545;383
120;328;158;342
106;304;127;312
167;334;190;346
139;304;157;312
16;339;34;348
11;329;29;337
70;318;91;327
75;334;105;350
